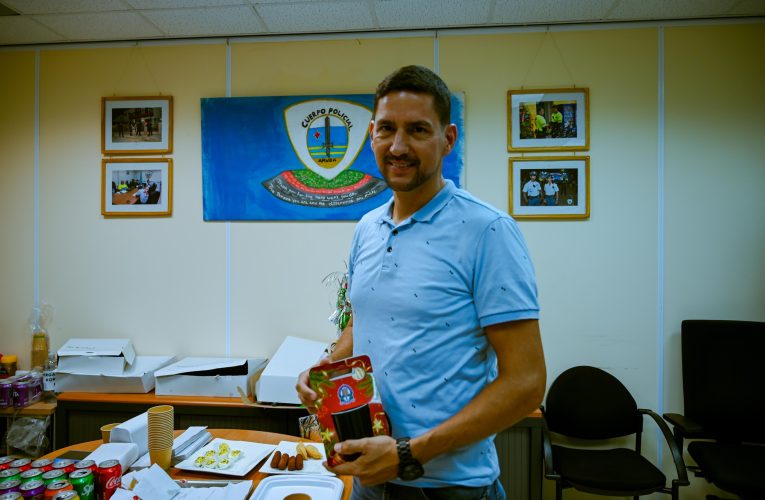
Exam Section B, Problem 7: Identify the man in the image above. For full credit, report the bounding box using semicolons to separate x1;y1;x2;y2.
522;171;542;206
535;107;548;138
549;105;563;137
544;175;559;206
296;65;545;500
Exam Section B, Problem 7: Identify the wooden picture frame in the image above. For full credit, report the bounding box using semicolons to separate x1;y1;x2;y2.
507;88;589;152
102;96;173;155
509;156;589;220
102;158;172;217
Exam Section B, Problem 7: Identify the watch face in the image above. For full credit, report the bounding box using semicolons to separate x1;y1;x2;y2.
400;462;425;481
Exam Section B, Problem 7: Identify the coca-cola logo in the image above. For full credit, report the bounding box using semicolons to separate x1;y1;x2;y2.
106;476;121;489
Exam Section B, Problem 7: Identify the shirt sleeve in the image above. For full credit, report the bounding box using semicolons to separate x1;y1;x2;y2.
472;216;539;327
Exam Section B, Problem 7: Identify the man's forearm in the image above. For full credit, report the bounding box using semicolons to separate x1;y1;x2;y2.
328;318;354;362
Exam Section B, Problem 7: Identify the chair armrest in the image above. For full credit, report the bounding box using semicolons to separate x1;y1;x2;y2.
663;412;705;437
540;407;560;480
640;409;689;485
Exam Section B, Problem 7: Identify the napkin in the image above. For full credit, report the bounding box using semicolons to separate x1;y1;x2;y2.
83;443;140;472
130;427;212;470
110;412;149;456
130;464;181;500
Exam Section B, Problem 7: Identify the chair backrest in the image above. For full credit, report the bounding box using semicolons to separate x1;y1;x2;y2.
545;365;642;439
681;320;765;442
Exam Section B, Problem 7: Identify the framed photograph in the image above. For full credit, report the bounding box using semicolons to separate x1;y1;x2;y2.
507;88;589;152
509;156;589;220
102;96;173;154
102;158;172;216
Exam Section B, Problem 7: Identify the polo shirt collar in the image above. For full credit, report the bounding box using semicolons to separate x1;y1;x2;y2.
376;179;456;226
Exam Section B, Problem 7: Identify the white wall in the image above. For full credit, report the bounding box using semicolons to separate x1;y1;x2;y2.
1;20;764;500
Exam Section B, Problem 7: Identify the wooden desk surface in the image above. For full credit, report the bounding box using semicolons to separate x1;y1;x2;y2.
44;428;352;500
57;391;300;410
0;400;57;417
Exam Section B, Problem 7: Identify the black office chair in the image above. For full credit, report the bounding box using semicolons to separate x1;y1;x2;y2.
663;320;765;500
542;366;688;500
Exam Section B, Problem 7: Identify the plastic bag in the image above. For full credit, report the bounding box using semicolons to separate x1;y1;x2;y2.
5;415;50;456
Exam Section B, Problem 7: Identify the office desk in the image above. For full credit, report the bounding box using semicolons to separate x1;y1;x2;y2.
55;392;307;448
43;428;353;500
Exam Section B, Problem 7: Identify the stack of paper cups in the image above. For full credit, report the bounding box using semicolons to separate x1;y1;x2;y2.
147;405;174;470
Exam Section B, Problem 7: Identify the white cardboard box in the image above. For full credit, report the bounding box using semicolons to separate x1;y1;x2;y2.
255;336;328;405
58;338;137;375
56;355;175;393
154;357;268;398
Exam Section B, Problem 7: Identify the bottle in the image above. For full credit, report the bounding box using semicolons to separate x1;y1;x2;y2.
31;330;48;371
43;352;57;397
1;354;17;377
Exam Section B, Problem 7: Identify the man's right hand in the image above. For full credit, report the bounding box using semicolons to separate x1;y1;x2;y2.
295;357;331;413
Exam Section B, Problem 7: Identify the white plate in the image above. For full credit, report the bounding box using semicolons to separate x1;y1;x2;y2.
250;474;344;500
259;440;334;476
174;438;275;477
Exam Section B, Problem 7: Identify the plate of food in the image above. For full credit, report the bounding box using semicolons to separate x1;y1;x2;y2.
259;440;334;476
174;438;275;477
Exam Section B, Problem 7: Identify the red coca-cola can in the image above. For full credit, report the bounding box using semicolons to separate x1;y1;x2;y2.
0;456;15;471
51;459;75;475
8;459;30;473
96;460;121;500
30;458;54;473
73;460;97;474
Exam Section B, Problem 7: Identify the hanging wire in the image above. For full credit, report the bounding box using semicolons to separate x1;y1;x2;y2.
520;28;577;88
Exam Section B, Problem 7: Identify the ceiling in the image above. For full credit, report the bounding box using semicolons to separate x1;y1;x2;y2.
1;0;763;47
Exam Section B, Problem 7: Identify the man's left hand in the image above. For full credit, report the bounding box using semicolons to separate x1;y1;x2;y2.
327;435;400;485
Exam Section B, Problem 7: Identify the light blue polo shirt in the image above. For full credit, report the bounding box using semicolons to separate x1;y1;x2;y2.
348;179;539;487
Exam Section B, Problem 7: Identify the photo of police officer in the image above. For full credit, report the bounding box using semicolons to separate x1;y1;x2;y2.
521;170;542;206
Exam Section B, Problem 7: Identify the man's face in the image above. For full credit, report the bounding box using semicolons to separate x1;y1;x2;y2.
370;91;456;193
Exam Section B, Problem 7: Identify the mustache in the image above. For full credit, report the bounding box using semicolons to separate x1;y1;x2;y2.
383;154;419;164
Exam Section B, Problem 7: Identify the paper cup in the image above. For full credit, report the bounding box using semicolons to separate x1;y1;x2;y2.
100;422;121;443
149;446;173;470
148;405;174;450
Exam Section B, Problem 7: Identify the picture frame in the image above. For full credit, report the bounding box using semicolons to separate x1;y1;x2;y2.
102;158;172;216
507;88;589;152
101;96;173;154
509;156;589;220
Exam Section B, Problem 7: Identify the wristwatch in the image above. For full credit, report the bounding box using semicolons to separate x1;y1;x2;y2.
396;437;424;481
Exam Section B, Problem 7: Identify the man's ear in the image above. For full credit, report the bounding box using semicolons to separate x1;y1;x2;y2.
368;120;375;150
443;123;458;155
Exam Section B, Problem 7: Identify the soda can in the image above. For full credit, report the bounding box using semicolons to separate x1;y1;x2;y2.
0;469;21;484
0;458;15;471
20;470;43;484
0;480;21;494
95;461;120;500
6;462;28;475
49;462;73;476
29;461;52;474
43;480;72;499
39;471;64;487
69;462;94;476
0;491;22;499
51;492;78;500
19;479;45;498
65;471;93;500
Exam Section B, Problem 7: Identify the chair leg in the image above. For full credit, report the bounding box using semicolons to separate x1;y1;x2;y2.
556;481;563;500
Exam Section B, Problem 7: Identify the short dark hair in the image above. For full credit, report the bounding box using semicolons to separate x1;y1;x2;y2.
373;65;451;126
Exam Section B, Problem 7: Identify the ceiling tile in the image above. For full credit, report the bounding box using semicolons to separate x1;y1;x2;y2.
256;1;376;33
492;0;615;24
0;0;129;15
731;0;765;16
32;11;164;41
375;0;492;29
141;5;265;36
125;0;248;8
608;0;740;21
0;16;65;44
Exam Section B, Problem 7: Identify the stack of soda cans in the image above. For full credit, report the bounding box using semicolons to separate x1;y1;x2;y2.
0;455;122;500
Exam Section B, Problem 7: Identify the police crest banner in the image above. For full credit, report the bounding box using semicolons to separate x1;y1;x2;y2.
201;94;464;221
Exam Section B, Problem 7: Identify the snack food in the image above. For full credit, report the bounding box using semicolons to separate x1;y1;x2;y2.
194;441;243;470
